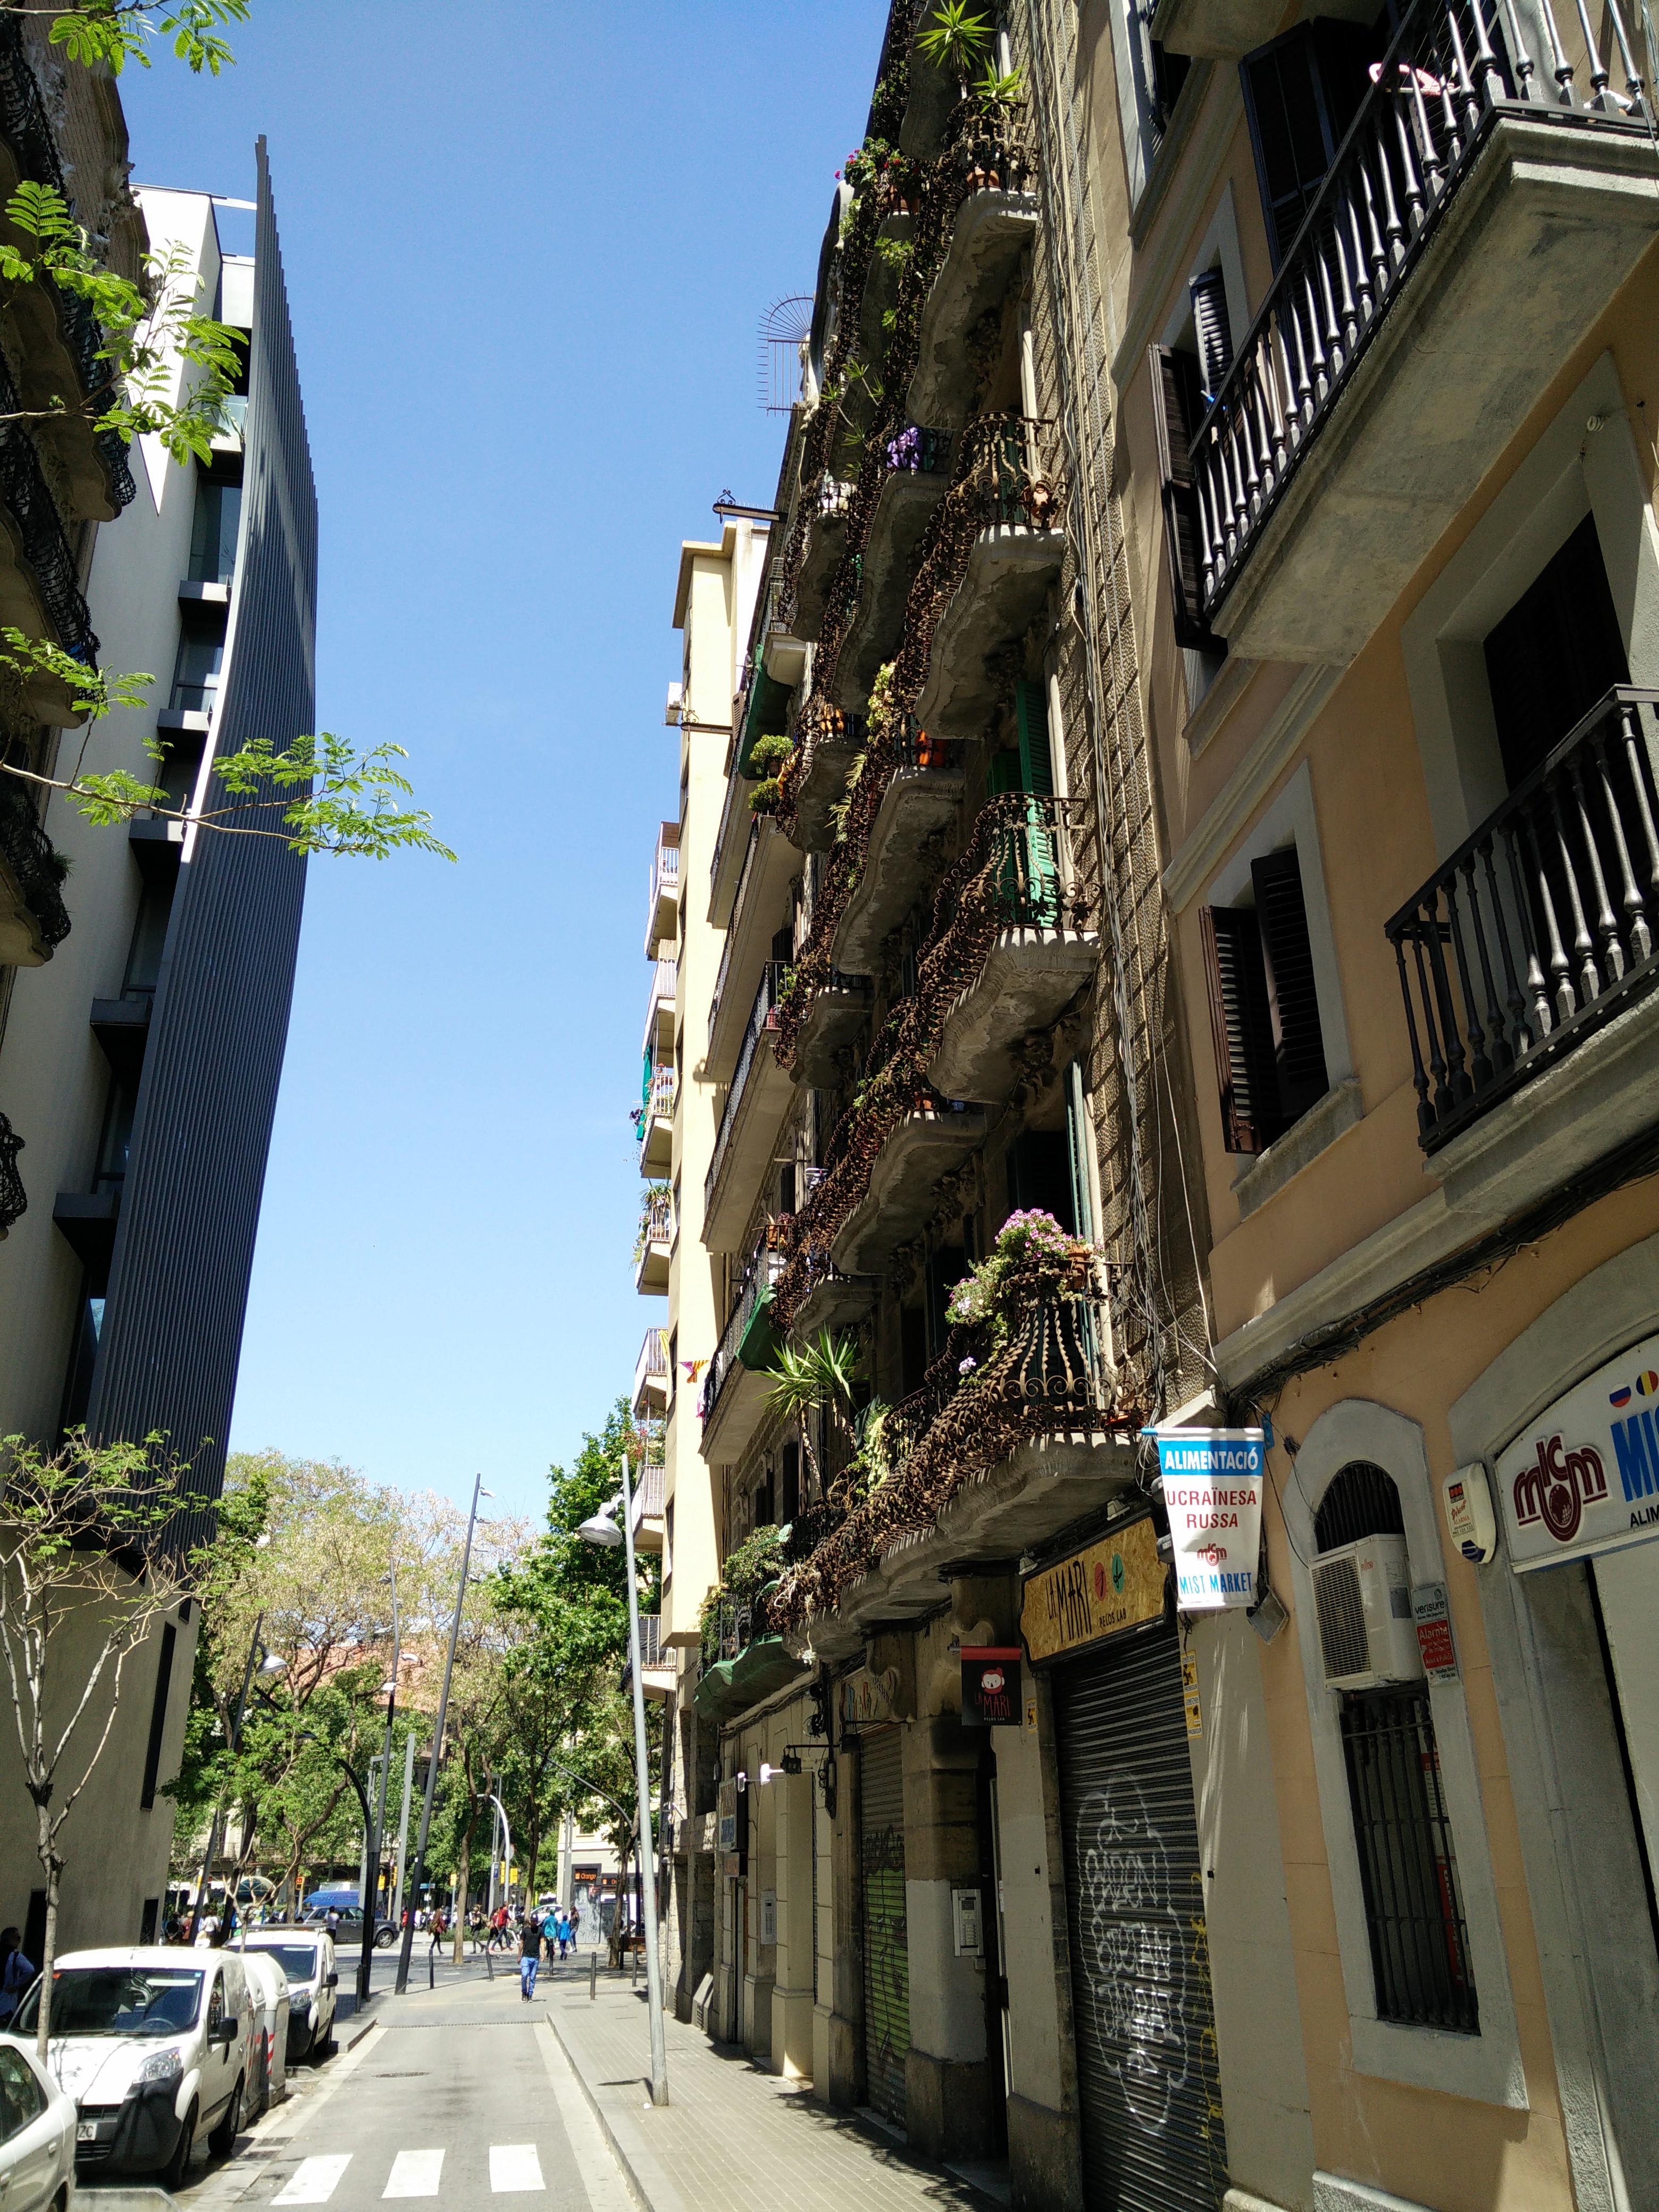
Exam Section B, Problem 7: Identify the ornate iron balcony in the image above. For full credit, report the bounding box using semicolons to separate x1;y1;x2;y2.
1386;687;1659;1150
0;774;70;949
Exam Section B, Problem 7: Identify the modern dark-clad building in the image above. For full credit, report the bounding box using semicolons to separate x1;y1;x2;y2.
0;143;318;1953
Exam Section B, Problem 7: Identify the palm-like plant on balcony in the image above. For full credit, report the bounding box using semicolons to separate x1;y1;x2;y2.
918;2;994;90
764;1328;864;1502
632;1183;671;1266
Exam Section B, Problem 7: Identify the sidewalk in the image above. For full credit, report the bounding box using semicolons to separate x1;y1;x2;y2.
546;1980;994;2212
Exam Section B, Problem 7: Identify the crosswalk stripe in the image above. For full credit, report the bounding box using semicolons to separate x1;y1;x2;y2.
383;2148;445;2198
274;2154;353;2205
490;2143;546;2192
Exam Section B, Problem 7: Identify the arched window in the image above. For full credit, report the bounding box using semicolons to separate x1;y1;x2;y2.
1314;1460;1405;1553
1317;1460;1479;2033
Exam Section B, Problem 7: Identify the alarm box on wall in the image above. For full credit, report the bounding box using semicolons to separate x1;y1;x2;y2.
1310;1535;1425;1691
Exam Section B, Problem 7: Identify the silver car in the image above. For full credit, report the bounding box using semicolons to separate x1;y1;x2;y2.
0;2039;76;2210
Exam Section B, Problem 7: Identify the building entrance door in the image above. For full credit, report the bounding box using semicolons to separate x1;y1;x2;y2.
1594;1541;1659;1951
859;1726;909;2123
1053;1620;1227;2212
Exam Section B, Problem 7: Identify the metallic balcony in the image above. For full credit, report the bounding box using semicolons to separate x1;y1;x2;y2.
785;1293;1134;1662
832;731;965;975
0;774;70;964
830;1099;987;1277
644;821;680;958
788;699;866;852
693;1588;807;1719
706;819;797;1084
906;127;1041;430
927;799;1100;1102
1387;687;1659;1153
787;1243;877;1339
636;1063;675;1177
634;1191;673;1297
642;956;676;1062
791;479;854;642
629;1459;666;1556
790;970;873;1089
1194;0;1659;664
758;559;809;689
622;1611;676;1701
829;428;954;714
912;421;1066;738
700;1234;787;1462
632;1327;669;1419
861;212;915;364
705;962;794;1253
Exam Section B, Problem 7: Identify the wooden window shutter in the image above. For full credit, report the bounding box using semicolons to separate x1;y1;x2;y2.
987;748;1024;797
1149;343;1222;655
1240;21;1381;268
1189;269;1234;399
1200;903;1279;1154
1015;680;1055;795
1251;847;1329;1124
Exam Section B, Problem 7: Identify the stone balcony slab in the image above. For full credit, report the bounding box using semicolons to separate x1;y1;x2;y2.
830;1103;987;1277
928;928;1100;1103
831;764;965;975
907;191;1041;430
912;524;1066;736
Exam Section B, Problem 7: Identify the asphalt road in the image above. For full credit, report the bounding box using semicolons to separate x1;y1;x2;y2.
104;1966;634;2211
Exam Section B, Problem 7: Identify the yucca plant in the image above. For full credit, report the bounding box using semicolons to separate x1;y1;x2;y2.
919;1;995;90
765;1329;864;1501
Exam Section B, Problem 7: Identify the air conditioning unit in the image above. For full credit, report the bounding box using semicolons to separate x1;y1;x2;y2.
1310;1535;1423;1691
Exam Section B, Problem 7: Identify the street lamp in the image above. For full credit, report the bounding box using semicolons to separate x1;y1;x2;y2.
579;1454;668;2107
395;1476;492;1996
366;1559;401;1949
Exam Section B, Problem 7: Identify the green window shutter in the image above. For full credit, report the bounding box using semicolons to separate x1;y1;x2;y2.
1015;680;1055;795
987;747;1023;796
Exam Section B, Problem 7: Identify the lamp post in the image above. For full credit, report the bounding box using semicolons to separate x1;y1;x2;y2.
373;1559;401;1917
395;1474;491;1996
577;1454;667;2106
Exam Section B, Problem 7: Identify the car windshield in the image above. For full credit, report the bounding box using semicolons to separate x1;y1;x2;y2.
251;1945;319;1983
13;1966;203;2038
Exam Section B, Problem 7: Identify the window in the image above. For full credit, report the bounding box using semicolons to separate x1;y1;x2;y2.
1239;19;1379;267
140;1622;177;1810
1200;845;1329;1153
664;1498;674;1586
1484;512;1629;792
187;473;241;584
171;616;224;714
0;2046;45;2142
781;1444;800;1526
1126;0;1192;164
1149;345;1226;652
1318;1463;1478;2034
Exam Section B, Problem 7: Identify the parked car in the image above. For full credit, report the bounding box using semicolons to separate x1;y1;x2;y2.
7;1946;255;2190
234;1930;336;2065
0;2037;77;2210
236;1949;289;2116
300;1906;397;1949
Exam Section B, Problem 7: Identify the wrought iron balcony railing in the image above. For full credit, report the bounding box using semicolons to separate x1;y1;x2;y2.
700;1228;785;1426
0;770;70;948
1386;688;1659;1151
705;961;789;1209
0;347;96;664
1191;0;1650;624
884;424;953;476
637;1191;673;1252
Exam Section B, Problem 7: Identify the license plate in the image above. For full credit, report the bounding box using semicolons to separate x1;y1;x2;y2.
77;2121;97;2142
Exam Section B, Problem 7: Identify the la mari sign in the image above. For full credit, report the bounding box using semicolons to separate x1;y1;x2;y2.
1496;1329;1659;1571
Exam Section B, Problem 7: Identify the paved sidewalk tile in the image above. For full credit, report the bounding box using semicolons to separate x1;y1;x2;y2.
546;1983;989;2212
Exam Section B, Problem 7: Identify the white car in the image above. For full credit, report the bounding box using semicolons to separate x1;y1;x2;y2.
7;1947;254;2190
0;2038;76;2210
234;1930;336;2066
235;1949;289;2115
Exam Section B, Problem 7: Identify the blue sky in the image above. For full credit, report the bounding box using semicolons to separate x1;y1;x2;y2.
118;1;881;1521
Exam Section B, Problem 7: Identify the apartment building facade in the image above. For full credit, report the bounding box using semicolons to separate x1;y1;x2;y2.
0;133;318;1958
1087;0;1659;2193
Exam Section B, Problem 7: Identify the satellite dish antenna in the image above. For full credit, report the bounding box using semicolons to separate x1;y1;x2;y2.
758;294;814;414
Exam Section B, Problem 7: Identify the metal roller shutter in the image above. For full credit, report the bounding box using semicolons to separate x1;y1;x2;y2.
859;1726;909;2122
1053;1623;1228;2212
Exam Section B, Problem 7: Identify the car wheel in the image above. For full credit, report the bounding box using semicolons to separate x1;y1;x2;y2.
376;1924;396;1948
310;2032;335;2066
162;2100;197;2192
207;2075;244;2158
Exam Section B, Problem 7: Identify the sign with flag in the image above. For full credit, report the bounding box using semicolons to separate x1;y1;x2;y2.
1147;1427;1266;1611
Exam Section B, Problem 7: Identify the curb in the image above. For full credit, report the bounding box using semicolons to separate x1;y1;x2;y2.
544;2001;669;2212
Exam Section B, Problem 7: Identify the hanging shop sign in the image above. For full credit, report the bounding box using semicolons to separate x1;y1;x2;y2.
840;1664;903;1730
1150;1427;1265;1610
961;1647;1022;1725
1020;1513;1166;1663
1496;1330;1659;1570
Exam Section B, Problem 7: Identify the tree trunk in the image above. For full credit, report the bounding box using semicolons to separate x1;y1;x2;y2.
33;1800;60;2063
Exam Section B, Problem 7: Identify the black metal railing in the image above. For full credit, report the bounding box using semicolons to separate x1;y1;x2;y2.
0;1109;23;1233
1386;688;1659;1150
1192;0;1650;620
958;413;1063;532
882;1291;1110;1472
700;1231;785;1425
894;720;962;774
0;12;135;513
0;770;70;946
706;961;789;1208
1340;1684;1479;2033
0;346;95;662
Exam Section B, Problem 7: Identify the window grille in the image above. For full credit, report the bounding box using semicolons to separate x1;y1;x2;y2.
1315;1460;1405;1553
1339;1686;1479;2033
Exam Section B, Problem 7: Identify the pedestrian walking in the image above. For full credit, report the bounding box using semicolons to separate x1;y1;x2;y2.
428;1908;448;1955
0;1929;33;2029
569;1904;581;1948
518;1913;541;2001
557;1910;572;1961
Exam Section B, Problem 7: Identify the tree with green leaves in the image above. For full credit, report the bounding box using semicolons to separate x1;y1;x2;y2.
0;1428;205;2056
